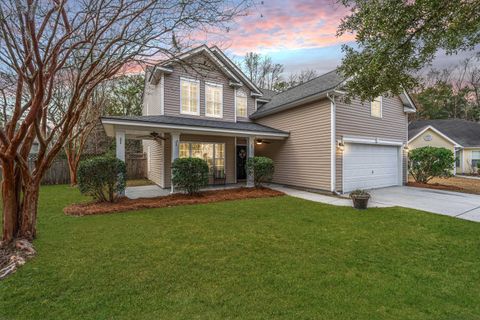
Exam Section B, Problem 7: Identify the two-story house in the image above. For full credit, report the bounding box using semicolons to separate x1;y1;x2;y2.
102;45;416;193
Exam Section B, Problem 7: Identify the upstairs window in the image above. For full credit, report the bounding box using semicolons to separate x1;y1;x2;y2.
180;78;200;115
371;96;382;118
236;90;247;118
205;83;223;118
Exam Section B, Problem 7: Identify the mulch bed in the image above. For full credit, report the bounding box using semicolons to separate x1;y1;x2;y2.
407;181;464;192
64;187;284;216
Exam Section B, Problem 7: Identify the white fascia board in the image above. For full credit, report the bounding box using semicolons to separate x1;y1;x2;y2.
342;135;404;146
401;89;417;111
408;125;462;147
210;46;263;95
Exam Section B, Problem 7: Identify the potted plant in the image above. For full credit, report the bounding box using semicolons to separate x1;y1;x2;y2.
349;189;370;209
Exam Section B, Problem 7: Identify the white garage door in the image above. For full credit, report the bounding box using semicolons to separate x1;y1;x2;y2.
343;143;400;193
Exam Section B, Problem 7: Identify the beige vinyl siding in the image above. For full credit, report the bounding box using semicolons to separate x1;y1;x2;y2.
255;99;331;191
163;134;236;188
408;128;455;151
143;139;165;187
143;69;163;116
161;53;256;122
335;95;408;192
462;148;480;174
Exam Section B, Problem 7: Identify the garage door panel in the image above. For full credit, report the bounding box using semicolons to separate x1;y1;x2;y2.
343;143;400;192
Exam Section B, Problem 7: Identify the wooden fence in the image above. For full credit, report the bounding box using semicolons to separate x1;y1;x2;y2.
1;153;147;185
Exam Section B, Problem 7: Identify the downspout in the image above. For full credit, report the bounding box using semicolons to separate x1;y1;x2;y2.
327;92;340;195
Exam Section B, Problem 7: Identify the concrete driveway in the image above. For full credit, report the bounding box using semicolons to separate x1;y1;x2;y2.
369;186;480;222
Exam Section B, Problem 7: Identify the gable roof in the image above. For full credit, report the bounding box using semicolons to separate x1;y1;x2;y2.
409;119;480;147
210;46;263;96
152;45;262;96
157;45;242;84
251;70;344;119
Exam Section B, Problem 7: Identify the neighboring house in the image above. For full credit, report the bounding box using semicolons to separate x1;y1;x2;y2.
101;45;416;193
409;119;480;174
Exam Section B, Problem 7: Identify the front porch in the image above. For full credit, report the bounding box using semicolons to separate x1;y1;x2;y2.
101;115;288;192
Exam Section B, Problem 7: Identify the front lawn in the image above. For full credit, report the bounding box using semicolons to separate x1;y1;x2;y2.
1;185;479;319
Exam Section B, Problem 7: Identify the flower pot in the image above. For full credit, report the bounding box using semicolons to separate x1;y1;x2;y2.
351;195;370;210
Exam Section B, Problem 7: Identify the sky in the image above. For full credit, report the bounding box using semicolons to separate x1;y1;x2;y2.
202;0;478;76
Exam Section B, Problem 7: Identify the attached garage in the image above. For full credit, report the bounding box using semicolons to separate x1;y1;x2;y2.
343;142;403;193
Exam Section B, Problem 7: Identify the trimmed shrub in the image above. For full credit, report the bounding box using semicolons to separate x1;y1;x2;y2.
172;157;209;195
408;146;455;183
246;156;274;187
78;156;126;202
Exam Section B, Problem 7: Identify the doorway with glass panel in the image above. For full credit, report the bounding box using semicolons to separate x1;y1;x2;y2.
179;142;226;184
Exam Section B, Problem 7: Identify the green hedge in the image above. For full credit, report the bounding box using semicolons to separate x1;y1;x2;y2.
408;146;454;183
172;157;209;195
246;156;274;187
78;156;126;202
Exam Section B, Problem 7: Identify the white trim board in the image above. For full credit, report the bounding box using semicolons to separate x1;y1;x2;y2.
342;135;404;146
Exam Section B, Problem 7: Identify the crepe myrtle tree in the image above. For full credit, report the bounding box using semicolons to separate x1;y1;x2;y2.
0;0;251;243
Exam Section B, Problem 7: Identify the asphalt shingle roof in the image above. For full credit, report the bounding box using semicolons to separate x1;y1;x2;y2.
409;119;480;147
101;115;288;135
260;88;279;100
251;70;345;118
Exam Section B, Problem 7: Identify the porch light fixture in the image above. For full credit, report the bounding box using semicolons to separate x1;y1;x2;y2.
255;139;263;145
337;141;345;152
403;144;410;152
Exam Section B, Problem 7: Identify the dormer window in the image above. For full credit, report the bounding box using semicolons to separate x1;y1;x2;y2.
371;96;382;118
180;78;200;115
205;82;223;118
236;90;247;118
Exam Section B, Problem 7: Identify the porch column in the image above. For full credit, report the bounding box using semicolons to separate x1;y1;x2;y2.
115;130;125;161
115;130;125;196
246;136;255;188
171;132;180;193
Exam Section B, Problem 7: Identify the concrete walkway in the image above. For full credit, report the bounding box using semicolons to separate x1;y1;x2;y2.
269;184;480;223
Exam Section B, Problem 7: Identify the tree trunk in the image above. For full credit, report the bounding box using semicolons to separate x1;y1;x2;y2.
68;161;78;186
1;161;19;243
66;152;79;186
19;182;41;240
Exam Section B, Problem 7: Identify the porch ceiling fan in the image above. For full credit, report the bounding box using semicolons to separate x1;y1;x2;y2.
136;132;166;141
255;139;271;145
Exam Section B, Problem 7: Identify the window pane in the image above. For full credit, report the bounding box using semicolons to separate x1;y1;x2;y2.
206;84;222;117
201;144;214;170
237;96;247;117
215;143;225;158
191;143;202;158
181;81;190;113
179;143;189;158
472;151;480;159
190;83;198;113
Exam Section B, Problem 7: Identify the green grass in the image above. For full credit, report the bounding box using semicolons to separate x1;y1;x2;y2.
1;185;480;319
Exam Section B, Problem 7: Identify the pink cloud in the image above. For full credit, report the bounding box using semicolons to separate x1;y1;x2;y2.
218;0;353;54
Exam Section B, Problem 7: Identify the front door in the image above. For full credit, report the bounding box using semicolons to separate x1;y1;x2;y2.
236;145;247;180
